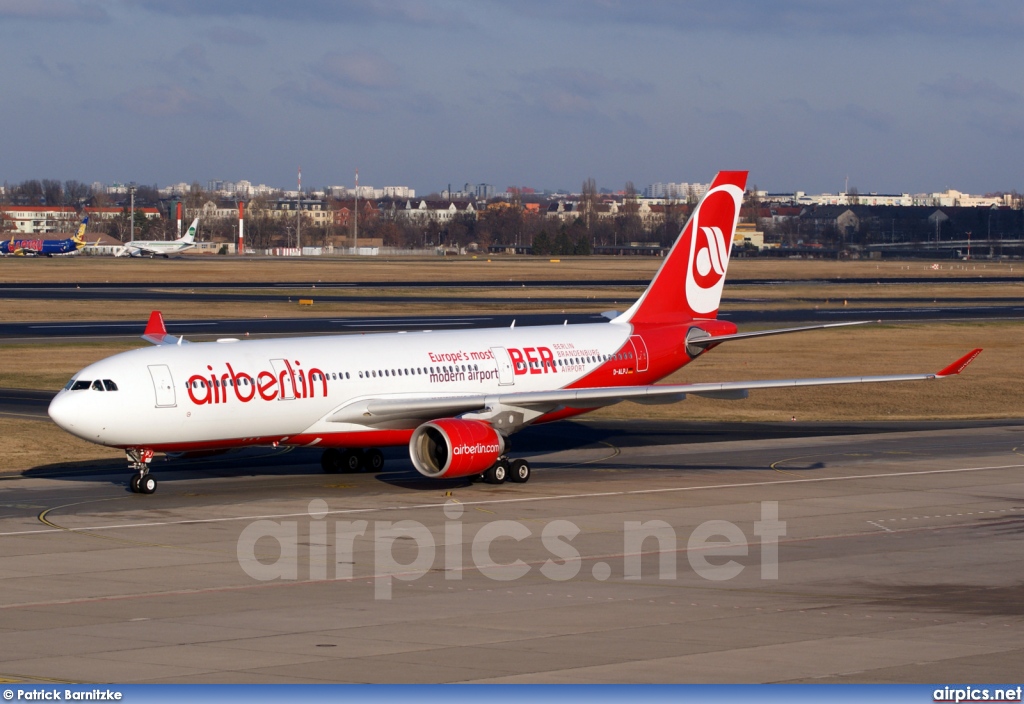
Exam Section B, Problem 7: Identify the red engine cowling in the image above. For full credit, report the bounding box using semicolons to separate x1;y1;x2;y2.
409;419;504;479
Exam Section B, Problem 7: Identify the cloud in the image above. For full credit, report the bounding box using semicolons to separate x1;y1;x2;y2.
967;112;1024;141
30;55;81;84
0;0;107;21
274;79;387;113
171;43;211;73
515;67;652;119
921;73;1020;106
206;26;267;47
317;51;398;89
781;97;895;133
493;0;1024;38
275;51;400;113
113;84;233;118
123;0;464;27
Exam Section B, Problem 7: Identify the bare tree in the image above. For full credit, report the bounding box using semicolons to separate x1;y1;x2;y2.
15;180;43;204
41;179;63;206
63;180;90;207
184;182;207;213
580;177;598;232
615;181;643;245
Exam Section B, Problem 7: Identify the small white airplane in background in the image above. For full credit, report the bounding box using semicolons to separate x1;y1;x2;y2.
48;172;982;494
115;218;199;258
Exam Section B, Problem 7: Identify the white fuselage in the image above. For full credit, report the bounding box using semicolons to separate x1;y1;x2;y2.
49;322;636;451
119;240;195;257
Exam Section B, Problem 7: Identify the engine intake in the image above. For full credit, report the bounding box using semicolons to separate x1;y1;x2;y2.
409;419;504;479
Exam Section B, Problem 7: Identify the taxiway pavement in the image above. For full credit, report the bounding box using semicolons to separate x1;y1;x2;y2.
0;420;1021;683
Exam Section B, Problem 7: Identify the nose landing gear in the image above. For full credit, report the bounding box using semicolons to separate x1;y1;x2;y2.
127;448;157;494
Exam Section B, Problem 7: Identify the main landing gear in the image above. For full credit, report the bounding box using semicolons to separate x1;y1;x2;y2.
481;456;531;485
127;448;157;494
320;448;385;474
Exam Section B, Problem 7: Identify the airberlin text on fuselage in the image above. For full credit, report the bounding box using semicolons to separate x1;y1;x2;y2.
452;442;501;456
186;361;327;406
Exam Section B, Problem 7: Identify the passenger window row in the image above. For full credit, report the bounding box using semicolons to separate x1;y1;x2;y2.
359;364;480;379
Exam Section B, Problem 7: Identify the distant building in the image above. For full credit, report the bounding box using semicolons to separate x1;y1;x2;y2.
85;206;161;221
0;205;79;234
0;205;160;234
643;182;708;200
397;199;477;222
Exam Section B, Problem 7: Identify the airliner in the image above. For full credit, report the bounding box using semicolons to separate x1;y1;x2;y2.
1;217;89;256
48;172;981;494
115;218;199;257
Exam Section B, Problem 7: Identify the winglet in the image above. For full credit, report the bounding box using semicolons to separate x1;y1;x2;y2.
142;310;187;345
936;348;982;377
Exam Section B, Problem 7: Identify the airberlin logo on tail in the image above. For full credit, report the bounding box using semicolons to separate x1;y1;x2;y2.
684;184;744;315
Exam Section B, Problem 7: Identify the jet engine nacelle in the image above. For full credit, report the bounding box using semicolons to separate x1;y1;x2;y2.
409;418;504;479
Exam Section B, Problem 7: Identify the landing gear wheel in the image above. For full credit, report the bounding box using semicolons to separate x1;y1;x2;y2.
483;459;508;484
508;458;531;483
340;450;362;473
127;448;155;494
363;449;384;472
320;448;342;473
138;475;157;494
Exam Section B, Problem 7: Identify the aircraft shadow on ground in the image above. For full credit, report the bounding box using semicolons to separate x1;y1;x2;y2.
17;418;1011;490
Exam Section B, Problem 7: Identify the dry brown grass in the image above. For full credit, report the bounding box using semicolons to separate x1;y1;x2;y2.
590;322;1021;422
0;298;624;324
0;342;139;390
1;254;1021;285
0;418;121;471
2;255;1020;473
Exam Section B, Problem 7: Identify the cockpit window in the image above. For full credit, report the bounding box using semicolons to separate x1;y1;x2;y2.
91;380;105;391
103;380;118;391
69;380;91;391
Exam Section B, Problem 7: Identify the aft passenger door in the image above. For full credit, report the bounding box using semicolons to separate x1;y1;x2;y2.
490;347;515;386
148;364;176;408
629;335;650;373
270;359;296;400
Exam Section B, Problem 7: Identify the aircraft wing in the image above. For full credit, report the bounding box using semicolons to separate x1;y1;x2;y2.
329;349;982;424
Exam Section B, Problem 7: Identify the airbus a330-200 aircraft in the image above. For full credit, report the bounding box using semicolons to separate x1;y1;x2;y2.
48;171;982;494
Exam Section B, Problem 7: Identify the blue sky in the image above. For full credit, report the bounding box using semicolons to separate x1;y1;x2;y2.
1;0;1022;195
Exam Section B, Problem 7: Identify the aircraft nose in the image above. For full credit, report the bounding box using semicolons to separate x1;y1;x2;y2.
48;391;98;440
47;391;77;432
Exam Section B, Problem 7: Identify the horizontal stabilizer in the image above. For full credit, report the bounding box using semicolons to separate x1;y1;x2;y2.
687;321;874;349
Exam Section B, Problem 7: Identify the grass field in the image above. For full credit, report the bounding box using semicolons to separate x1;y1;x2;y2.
1;253;1022;284
1;256;1020;473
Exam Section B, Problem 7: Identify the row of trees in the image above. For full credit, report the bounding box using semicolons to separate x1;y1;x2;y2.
1;180;163;208
1;178;702;252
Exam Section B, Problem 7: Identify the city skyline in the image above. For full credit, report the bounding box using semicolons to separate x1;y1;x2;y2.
2;1;1022;195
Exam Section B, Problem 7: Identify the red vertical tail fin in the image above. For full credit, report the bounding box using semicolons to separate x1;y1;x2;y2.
613;170;747;326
